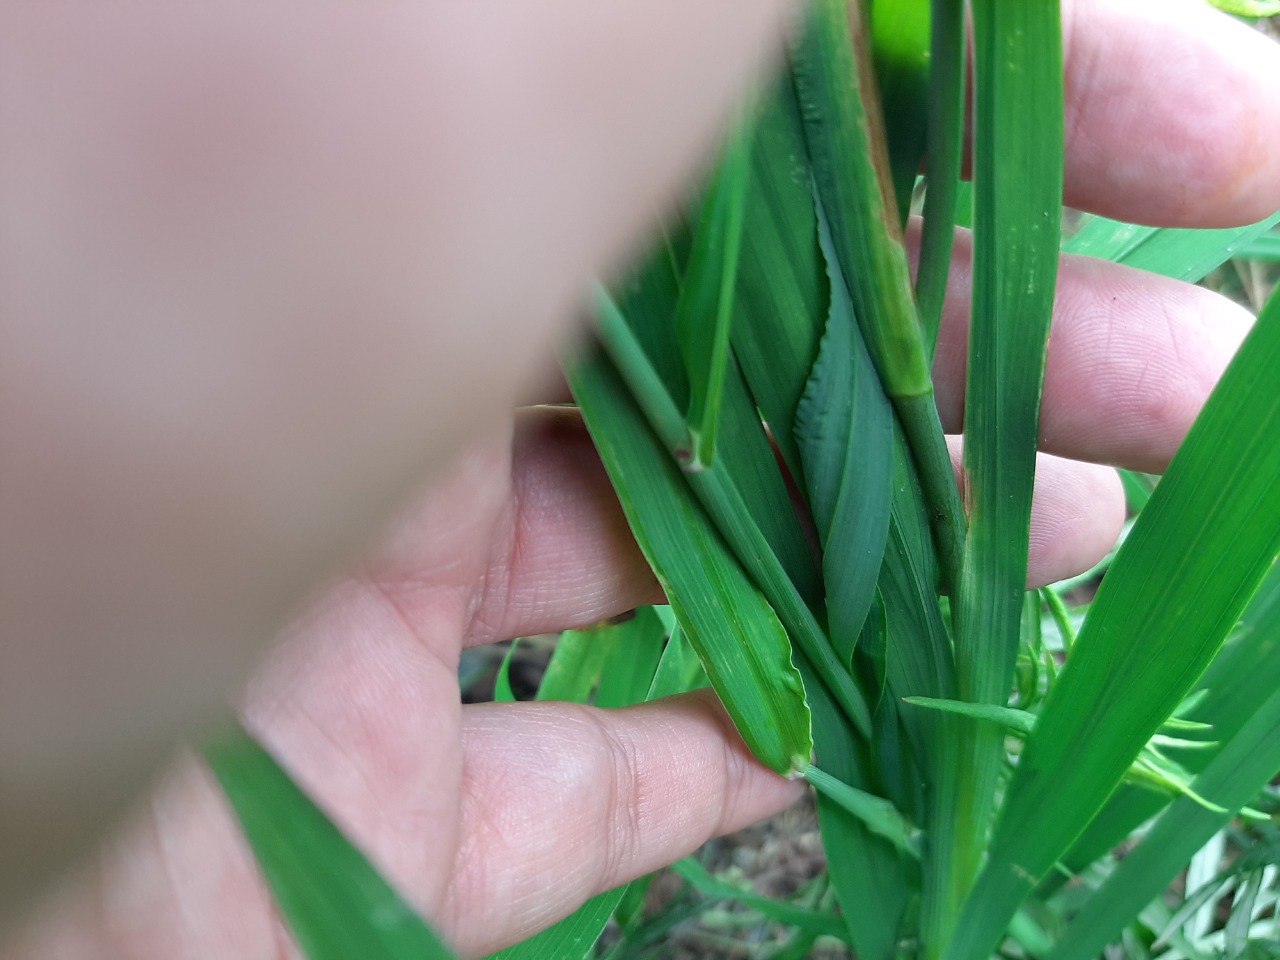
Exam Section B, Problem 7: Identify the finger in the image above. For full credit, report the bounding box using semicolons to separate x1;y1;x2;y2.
1027;455;1124;588
359;407;662;652
930;230;1253;474
449;413;1118;642
1061;0;1280;226
946;439;1126;589
443;690;804;956
1;0;792;887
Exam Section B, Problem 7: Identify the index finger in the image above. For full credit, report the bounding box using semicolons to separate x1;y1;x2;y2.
1061;0;1280;227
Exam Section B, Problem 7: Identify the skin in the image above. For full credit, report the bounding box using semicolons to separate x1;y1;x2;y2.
1;0;1279;956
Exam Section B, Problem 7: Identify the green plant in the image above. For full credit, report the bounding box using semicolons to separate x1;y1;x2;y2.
204;2;1280;958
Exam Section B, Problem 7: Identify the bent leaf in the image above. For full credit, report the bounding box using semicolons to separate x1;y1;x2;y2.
569;346;813;777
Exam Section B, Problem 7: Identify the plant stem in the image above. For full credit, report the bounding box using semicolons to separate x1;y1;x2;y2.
594;286;872;737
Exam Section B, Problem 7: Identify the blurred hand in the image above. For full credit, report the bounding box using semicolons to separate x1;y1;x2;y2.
3;0;1280;956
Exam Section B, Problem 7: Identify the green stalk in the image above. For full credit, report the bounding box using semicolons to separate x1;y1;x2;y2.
595;287;872;738
678;122;751;467
941;0;1065;950
916;0;966;360
789;0;966;591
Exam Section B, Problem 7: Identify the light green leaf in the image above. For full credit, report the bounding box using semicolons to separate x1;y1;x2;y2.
903;696;1036;736
1206;0;1280;17
1064;209;1280;282
493;640;519;703
484;889;627;960
591;287;870;737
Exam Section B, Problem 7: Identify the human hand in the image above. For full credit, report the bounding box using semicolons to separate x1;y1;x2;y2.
5;0;1280;956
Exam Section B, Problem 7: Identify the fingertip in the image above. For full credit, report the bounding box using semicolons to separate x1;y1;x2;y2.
1064;0;1280;227
1027;456;1125;588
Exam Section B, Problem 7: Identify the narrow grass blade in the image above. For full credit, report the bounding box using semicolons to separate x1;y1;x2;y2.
647;621;708;700
536;627;608;704
595;607;668;709
869;0;931;222
1239;226;1280;261
1045;685;1280;960
804;766;921;858
950;289;1280;960
916;0;966;359
795;208;894;664
592;290;871;736
903;697;1035;735
485;889;628;960
946;0;1064;939
568;346;813;777
1057;562;1280;880
807;669;914;960
621;229;825;610
670;858;851;943
677;125;751;467
1064;209;1280;282
489;609;688;960
790;2;965;588
203;726;458;960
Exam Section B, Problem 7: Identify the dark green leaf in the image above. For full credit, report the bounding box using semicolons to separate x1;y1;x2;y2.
795;205;894;664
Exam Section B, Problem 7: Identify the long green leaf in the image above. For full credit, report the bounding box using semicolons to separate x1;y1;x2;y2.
806;664;914;960
670;858;851;943
204;726;459;960
620;225;824;609
1045;684;1280;960
568;345;813;777
1056;562;1280;879
1064;209;1280;282
804;766;921;858
949;288;1280;960
485;889;627;960
945;0;1064;942
592;289;871;737
488;610;697;960
594;607;669;709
